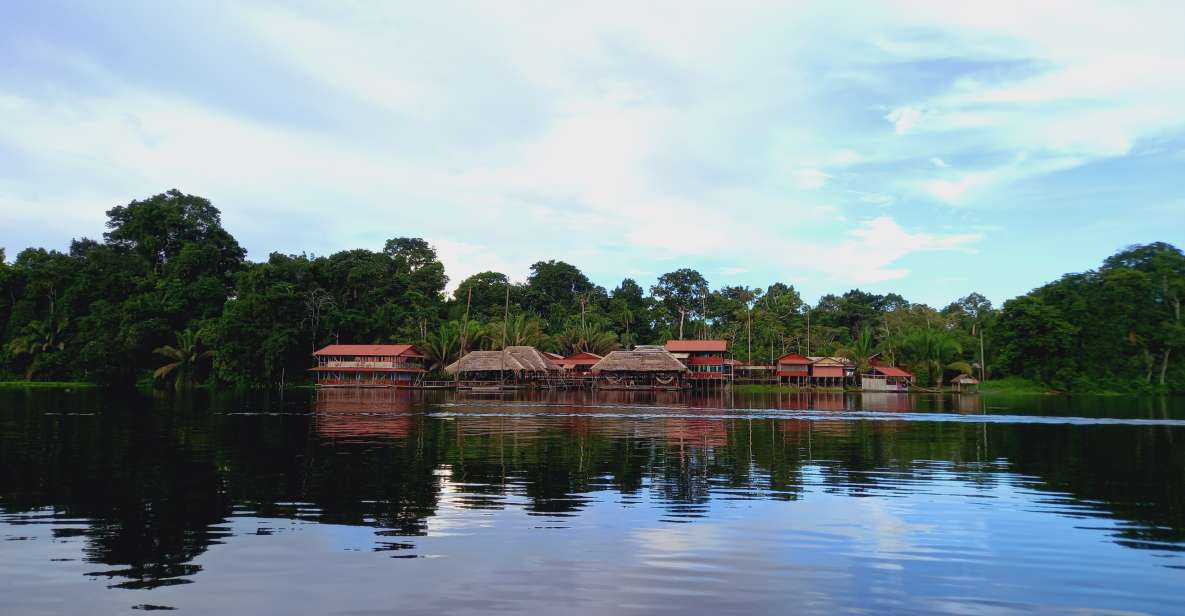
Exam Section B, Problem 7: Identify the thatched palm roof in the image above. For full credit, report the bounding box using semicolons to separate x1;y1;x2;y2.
591;349;687;373
445;346;560;374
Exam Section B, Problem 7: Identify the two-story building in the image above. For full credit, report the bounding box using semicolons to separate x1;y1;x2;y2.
664;339;732;386
774;352;813;385
310;344;427;387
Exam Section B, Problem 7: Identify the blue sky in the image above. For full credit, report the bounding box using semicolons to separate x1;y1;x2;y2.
1;1;1183;307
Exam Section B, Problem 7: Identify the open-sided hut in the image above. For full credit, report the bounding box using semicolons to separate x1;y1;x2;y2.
444;346;559;384
950;373;979;393
591;348;688;390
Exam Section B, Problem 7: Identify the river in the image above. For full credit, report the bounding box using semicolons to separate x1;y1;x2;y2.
2;388;1183;614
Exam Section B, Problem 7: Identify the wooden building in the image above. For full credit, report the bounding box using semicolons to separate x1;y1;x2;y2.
664;339;732;386
444;346;559;385
591;347;688;390
309;344;427;387
861;365;914;392
950;373;979;393
555;351;603;374
808;356;854;388
775;352;813;385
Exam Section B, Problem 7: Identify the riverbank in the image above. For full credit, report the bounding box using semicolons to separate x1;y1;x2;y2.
0;380;98;390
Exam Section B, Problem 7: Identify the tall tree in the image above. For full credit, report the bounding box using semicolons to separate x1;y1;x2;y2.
651;269;708;340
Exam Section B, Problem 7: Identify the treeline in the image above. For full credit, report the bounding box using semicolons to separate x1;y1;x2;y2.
1;190;1182;391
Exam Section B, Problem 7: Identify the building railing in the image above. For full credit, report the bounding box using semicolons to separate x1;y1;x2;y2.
321;360;424;369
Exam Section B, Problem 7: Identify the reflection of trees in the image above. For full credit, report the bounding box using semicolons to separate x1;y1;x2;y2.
0;390;230;589
2;388;1184;592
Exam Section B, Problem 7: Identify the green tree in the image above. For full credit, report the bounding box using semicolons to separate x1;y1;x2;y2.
8;318;67;379
996;296;1075;386
153;329;215;390
651;268;708;340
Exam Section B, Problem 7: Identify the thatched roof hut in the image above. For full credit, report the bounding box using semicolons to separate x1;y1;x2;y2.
445;346;559;375
591;349;687;374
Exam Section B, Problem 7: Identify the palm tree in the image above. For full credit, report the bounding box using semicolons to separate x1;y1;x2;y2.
421;324;459;371
153;329;215;390
837;325;877;384
901;327;962;387
495;314;547;349
8;318;67;379
556;323;618;355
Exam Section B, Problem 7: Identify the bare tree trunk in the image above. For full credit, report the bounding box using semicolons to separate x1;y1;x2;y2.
1161;348;1172;386
678;309;685;339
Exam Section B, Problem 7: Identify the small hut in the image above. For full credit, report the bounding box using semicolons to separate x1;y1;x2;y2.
951;373;980;393
590;348;688;390
862;365;914;392
445;346;559;385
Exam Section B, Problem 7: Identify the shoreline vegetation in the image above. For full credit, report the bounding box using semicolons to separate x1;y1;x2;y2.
0;380;97;390
2;190;1183;395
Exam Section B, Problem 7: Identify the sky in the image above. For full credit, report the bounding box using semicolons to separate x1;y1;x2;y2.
1;0;1183;307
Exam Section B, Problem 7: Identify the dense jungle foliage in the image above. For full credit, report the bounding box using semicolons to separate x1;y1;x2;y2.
1;190;1182;391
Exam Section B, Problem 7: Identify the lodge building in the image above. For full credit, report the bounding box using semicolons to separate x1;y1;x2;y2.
664;339;733;386
310;344;427;387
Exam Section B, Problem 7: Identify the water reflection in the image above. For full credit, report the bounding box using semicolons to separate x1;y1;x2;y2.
1;388;1183;614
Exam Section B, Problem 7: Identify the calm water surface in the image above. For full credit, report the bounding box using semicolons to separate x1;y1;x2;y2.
2;388;1183;615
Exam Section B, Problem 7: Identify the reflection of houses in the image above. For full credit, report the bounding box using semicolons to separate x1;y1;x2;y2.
313;388;415;440
591;347;688;390
310;344;427;387
664;419;729;448
857;392;915;412
555;352;603;374
664;340;732;386
445;346;559;385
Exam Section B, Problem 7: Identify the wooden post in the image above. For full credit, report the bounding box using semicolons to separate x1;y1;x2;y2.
979;327;987;382
457;287;472;385
500;283;509;385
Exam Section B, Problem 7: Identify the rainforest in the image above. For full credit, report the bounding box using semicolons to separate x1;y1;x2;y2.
1;190;1182;392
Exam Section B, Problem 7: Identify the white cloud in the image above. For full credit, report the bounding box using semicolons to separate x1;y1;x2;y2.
815;216;981;283
794;169;832;190
3;0;1181;305
885;106;922;135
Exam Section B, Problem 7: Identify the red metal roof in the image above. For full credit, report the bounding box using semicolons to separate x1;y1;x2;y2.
313;344;424;358
563;352;603;361
872;365;913;378
542;351;564;360
775;353;812;364
664;339;728;352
